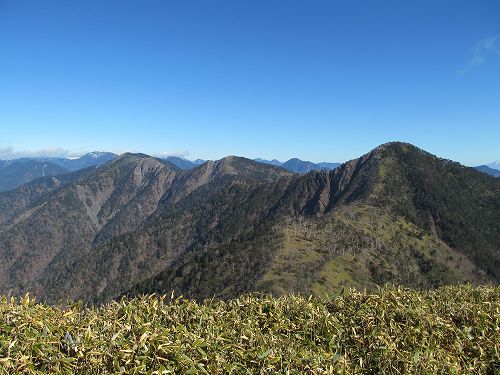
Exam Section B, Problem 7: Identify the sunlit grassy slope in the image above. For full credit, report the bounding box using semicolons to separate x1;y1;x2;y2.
1;285;498;374
256;204;490;297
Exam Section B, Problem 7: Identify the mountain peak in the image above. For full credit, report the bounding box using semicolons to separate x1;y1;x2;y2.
372;141;419;153
486;159;500;170
365;142;438;164
212;155;262;173
192;155;292;182
281;158;320;173
84;151;113;159
118;152;153;159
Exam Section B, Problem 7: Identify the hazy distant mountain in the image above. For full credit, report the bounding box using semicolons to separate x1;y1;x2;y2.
254;158;283;167
317;162;341;170
486;160;500;171
255;158;340;173
475;165;500;177
162;157;207;170
34;152;117;171
67;152;117;170
163;156;196;170
281;158;326;173
0;142;497;304
0;152;116;191
0;160;68;192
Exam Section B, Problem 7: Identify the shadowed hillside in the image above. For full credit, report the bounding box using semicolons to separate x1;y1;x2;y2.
0;160;69;192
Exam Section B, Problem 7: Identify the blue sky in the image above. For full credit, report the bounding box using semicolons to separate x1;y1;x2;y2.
0;1;499;165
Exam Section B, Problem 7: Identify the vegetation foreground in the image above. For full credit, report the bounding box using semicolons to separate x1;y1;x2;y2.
0;286;498;374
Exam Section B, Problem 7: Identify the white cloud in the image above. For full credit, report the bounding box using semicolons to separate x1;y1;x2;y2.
459;36;500;74
0;146;82;160
156;150;190;159
0;146;13;156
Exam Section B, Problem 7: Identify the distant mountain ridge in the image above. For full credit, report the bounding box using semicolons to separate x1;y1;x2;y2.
486;160;500;171
0;152;340;192
254;158;283;167
161;156;209;170
0;152;116;192
32;151;117;171
0;142;498;304
0;160;68;192
163;156;341;173
254;158;341;173
475;165;500;177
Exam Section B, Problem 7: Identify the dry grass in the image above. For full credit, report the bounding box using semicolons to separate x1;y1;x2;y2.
0;285;498;374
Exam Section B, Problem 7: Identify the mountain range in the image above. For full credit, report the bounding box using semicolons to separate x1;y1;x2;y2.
254;158;341;173
0;152;117;192
0;142;498;304
474;165;500;177
0;160;68;192
2;151;498;193
0;154;341;192
34;151;117;171
162;156;206;170
164;156;341;174
486;159;500;170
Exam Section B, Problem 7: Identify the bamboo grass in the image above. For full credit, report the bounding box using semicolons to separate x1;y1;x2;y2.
0;285;498;374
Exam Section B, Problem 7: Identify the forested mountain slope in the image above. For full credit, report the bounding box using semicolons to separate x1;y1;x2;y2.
0;143;498;303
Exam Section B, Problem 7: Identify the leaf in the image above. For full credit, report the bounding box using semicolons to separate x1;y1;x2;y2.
413;351;419;363
258;349;272;360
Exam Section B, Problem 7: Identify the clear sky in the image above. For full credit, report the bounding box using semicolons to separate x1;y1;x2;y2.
0;1;499;165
